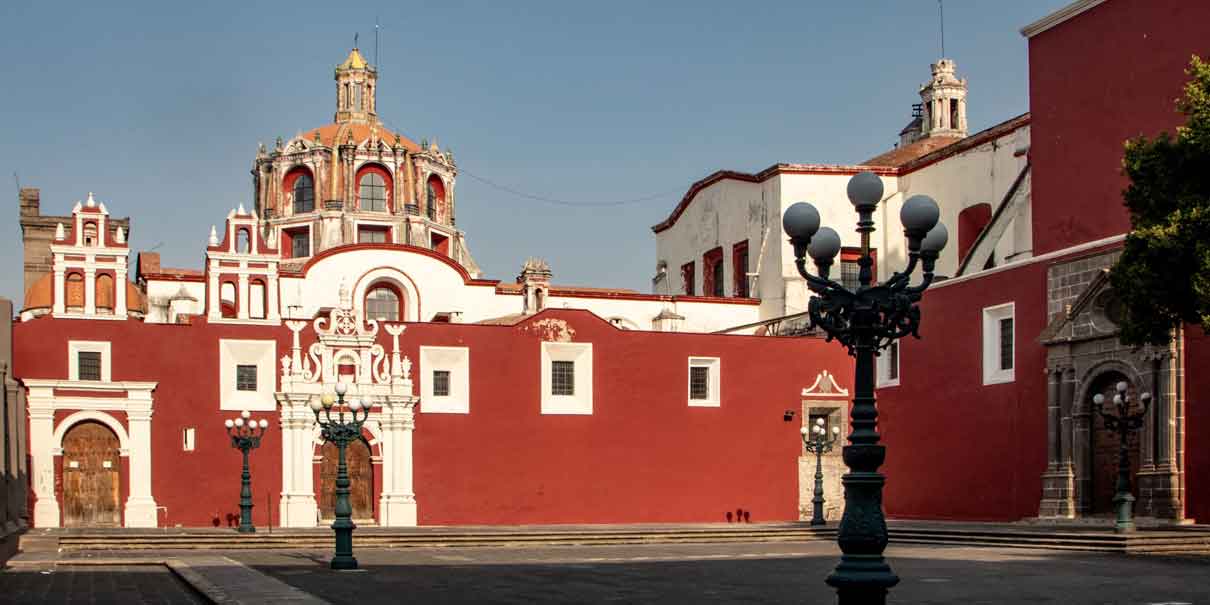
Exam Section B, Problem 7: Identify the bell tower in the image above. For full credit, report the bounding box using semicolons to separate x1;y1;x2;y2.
919;58;967;138
334;47;377;123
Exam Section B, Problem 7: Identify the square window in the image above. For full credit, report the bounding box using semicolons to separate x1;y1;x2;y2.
291;231;310;258
358;226;388;244
551;360;575;396
77;351;102;381
433;370;451;397
236;364;258;391
689;366;710;400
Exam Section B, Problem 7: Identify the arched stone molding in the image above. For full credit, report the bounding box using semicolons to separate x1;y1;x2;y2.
24;379;158;528
352;267;420;323
1073;359;1143;416
52;410;131;456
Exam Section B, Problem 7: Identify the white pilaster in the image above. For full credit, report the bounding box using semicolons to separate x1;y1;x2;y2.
276;393;319;527
207;260;220;320
237;273;250;319
115;265;128;316
84;267;97;315
267;274;281;320
52;267;66;315
378;397;417;526
123;390;158;527
28;391;58;528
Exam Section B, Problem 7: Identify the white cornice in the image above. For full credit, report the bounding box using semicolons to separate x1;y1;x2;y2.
23;379;158;391
932;234;1126;290
1020;0;1106;38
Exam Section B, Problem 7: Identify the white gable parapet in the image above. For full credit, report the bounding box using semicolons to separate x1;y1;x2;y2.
205;207;282;324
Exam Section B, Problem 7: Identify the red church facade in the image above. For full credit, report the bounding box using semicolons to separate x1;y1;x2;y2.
878;0;1210;523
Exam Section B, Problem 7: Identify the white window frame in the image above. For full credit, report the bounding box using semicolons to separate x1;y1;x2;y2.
541;342;593;415
420;346;470;414
982;302;1016;385
687;357;721;407
877;341;900;388
219;339;277;411
69;341;112;382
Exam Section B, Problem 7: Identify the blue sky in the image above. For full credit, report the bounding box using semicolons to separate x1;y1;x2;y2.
0;0;1069;303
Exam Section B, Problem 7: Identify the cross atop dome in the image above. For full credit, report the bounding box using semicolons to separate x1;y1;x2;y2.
334;47;377;123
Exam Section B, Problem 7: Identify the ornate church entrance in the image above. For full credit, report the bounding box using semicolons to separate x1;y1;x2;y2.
61;421;121;527
319;439;374;522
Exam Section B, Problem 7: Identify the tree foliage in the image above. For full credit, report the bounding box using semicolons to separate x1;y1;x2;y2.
1110;56;1210;346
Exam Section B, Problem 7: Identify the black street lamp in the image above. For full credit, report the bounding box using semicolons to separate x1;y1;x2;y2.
309;381;369;570
801;418;842;526
225;410;269;534
782;171;947;605
1092;381;1152;534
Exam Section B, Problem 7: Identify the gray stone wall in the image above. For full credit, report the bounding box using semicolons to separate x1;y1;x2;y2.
1046;250;1120;322
0;298;29;536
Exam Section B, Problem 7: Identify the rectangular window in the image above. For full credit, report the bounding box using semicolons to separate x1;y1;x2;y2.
703;247;724;297
689;366;710;400
888;341;899;380
681;262;695;296
551;360;575;396
182;428;196;452
999;317;1014;371
358;226;388;244
840;259;861;291
432;370;451;397
290;231;310;259
236;364;258;391
982;302;1015;384
77;351;102;381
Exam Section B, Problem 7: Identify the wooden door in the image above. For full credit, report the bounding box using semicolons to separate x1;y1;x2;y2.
62;421;121;527
1091;380;1141;514
319;439;374;521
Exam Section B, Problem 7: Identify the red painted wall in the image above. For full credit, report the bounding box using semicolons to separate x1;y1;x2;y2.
14;309;850;527
957;204;991;266
1184;326;1210;522
1028;0;1210;255
877;261;1051;521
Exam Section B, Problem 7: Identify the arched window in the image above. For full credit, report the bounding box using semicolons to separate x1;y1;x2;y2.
249;279;266;319
426;175;445;222
237;228;250;254
82;223;98;247
365;284;401;322
65;272;85;311
359;172;387;212
220;282;237;318
95;274;115;313
292;173;314;214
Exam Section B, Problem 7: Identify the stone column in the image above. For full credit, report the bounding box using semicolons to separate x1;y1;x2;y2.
27;389;58;528
1039;364;1075;518
276;393;319;527
1149;341;1184;519
1066;367;1092;515
377;397;417;526
123;388;159;527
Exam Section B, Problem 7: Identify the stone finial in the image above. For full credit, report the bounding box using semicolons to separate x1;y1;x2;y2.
85;192;96;208
209;225;219;246
275;136;283;151
257;142;267;157
237;203;247;215
54;222;65;240
114;225;126;244
313;130;321;143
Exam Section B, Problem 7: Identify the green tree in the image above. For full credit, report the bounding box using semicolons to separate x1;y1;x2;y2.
1110;56;1210;346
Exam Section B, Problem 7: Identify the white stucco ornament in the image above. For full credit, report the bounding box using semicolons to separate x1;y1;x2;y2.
209;225;219;246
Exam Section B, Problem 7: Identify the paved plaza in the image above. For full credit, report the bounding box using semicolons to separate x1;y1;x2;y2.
4;540;1209;604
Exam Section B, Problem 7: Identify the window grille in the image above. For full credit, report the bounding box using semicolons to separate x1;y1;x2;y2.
366;287;400;321
689;366;710;400
999;317;1014;370
78;351;102;381
841;260;861;291
359;173;387;212
433;370;451;397
551;360;575;396
293;175;314;213
236;364;258;391
291;232;310;258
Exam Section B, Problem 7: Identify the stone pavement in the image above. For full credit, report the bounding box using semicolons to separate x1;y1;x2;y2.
1;563;208;604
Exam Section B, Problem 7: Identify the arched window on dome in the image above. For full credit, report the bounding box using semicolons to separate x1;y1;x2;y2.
364;283;402;322
95;274;115;314
291;173;315;214
65;272;85;312
359;171;388;212
426;175;445;222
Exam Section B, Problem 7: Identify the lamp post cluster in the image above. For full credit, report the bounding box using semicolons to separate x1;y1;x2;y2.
1092;381;1152;534
225;410;270;533
782;171;947;605
309;381;370;570
801;418;842;526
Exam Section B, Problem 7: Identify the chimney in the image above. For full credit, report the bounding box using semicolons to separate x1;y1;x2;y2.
19;188;40;217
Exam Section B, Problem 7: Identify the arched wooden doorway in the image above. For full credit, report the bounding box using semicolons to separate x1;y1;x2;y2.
1089;373;1141;515
319;439;374;522
61;421;121;527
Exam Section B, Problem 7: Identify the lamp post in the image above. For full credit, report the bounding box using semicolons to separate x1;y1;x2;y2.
801;418;842;526
1092;381;1152;534
782;171;947;605
309;381;369;570
225;410;269;533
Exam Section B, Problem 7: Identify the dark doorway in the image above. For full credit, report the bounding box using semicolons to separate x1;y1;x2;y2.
319;439;374;522
1090;375;1141;514
61;421;121;527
